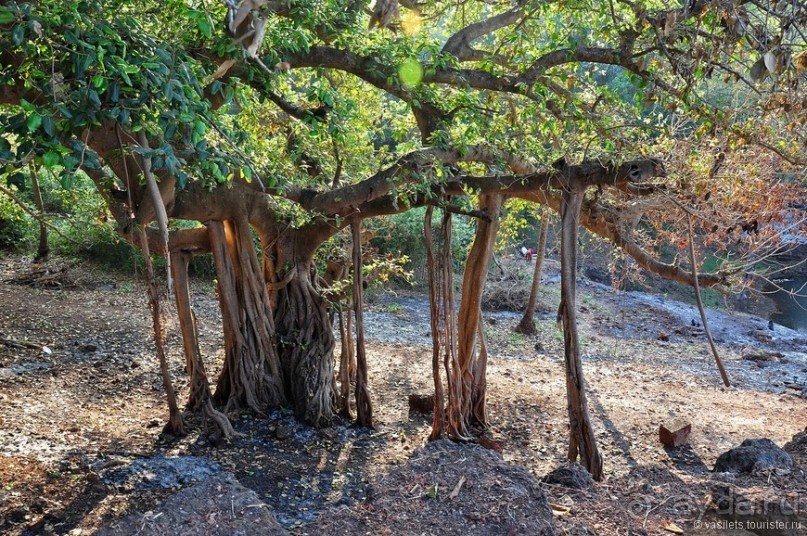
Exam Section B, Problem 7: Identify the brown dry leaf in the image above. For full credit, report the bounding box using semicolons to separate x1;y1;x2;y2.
664;521;684;534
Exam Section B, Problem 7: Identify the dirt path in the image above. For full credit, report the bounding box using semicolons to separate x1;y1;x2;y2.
1;257;806;535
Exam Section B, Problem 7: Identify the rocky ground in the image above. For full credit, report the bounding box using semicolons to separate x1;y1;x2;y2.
1;254;806;535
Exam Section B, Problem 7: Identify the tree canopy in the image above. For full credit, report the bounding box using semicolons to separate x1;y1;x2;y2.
1;0;805;478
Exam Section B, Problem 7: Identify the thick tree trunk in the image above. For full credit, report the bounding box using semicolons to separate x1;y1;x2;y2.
515;211;550;335
559;190;603;480
273;258;335;426
351;220;373;426
209;219;285;414
439;210;472;440
424;207;446;440
137;227;184;435
171;250;234;438
456;194;504;429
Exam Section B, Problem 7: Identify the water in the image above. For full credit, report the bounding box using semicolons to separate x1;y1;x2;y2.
768;276;807;332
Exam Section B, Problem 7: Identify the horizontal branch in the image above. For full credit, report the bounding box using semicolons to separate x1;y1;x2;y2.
287;145;665;215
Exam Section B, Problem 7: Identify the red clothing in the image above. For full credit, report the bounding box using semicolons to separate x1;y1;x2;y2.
526;248;534;262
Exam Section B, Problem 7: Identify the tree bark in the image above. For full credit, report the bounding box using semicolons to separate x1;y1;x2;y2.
424;207;446;440
209;219;285;414
686;214;730;387
273;254;335;426
456;194;504;429
137;227;184;436
351;219;373;427
29;165;49;262
559;190;603;480
515;210;550;335
336;308;353;418
439;210;471;440
171;249;234;438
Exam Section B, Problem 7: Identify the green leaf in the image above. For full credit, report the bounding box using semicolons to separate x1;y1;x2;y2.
6;172;26;191
0;10;16;25
88;90;102;108
11;25;25;46
27;113;42;132
60;171;73;189
42;151;61;169
197;17;212;38
177;170;189;189
42;116;56;137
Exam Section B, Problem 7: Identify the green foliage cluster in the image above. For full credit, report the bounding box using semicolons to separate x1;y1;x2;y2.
371;207;475;285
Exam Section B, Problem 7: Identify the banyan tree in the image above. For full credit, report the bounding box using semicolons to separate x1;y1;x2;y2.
1;0;804;479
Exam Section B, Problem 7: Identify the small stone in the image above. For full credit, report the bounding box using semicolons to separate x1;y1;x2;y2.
543;462;595;491
751;330;773;343
659;422;691;447
275;424;293;440
79;343;98;353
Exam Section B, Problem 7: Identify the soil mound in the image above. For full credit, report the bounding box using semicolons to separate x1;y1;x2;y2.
299;439;557;535
98;472;287;536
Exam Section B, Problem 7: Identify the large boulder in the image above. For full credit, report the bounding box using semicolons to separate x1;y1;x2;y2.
713;438;793;474
99;472;287;536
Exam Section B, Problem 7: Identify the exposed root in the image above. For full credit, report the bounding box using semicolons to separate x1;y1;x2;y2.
352;220;373;427
137;227;184;436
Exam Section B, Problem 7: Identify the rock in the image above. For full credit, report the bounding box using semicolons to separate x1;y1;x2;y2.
659;422;691;447
741;349;783;362
713;438;793;474
98;472;287;536
542;462;595;491
408;393;434;414
79;343;98;353
783;430;807;456
275;424;293;440
751;330;773;343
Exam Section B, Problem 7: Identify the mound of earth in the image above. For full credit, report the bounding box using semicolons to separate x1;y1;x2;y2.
98;472;287;536
298;439;557;535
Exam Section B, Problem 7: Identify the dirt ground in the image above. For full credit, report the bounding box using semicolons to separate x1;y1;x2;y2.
1;254;806;535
